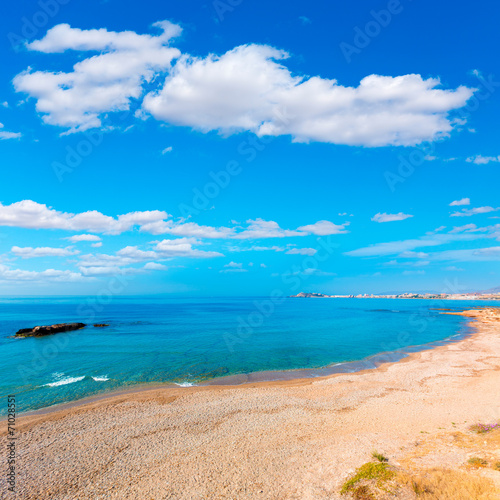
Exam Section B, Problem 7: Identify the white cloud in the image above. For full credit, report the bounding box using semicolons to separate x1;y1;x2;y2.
0;200;168;234
0;123;21;140
450;206;499;217
296;220;349;235
285;247;317;256
219;268;248;273
466;155;500;165
143;44;474;146
77;238;222;276
449;198;470;206
426;225;446;235
345;231;496;258
91;242;103;248
11;246;79;258
141;220;233;238
232;218;303;239
371;212;413;223
161;146;173;154
224;261;243;268
0;264;86;282
14;23;474;145
80;266;141;277
0;200;351;245
424;247;500;262
144;262;168;270
444;266;464;271
66;234;102;242
14;22;182;133
153;239;223;259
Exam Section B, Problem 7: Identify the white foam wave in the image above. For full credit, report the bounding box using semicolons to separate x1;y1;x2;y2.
92;376;109;382
45;376;85;387
174;382;195;387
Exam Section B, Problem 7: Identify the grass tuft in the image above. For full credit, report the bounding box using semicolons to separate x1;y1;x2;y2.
467;457;488;468
340;462;395;495
371;450;388;463
350;484;375;500
398;469;500;499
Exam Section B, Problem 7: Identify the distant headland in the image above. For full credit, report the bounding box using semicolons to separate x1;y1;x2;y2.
290;290;500;300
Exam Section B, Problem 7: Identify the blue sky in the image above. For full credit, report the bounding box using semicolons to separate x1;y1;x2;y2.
0;0;499;296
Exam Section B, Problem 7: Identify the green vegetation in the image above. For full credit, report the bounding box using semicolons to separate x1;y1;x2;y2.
371;451;388;463
340;462;395;496
469;422;500;434
468;457;488;468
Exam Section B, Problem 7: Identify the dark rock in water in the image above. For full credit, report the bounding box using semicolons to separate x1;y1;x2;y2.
93;324;109;328
15;323;86;337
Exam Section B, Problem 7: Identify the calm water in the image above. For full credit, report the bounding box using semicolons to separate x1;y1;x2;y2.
0;297;495;415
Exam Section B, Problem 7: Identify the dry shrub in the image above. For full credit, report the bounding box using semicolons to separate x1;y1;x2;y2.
399;468;500;500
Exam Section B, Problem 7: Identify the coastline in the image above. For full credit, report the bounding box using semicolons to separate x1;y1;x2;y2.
3;307;500;499
10;307;477;420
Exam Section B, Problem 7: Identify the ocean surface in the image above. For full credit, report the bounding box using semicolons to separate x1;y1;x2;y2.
0;297;496;415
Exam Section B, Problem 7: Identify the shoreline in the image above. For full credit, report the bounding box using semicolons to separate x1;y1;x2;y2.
10;310;477;421
3;307;499;499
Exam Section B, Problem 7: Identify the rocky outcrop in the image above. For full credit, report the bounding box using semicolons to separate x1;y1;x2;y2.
93;324;109;328
15;323;86;337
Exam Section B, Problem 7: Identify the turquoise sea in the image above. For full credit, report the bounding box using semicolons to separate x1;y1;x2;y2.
0;297;496;415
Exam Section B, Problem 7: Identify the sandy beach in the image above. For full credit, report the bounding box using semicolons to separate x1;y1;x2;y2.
2;308;500;499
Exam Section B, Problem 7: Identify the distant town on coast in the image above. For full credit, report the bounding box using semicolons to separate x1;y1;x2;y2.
290;289;500;300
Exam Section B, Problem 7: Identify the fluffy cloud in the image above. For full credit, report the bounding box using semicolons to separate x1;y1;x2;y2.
0;200;350;245
224;261;243;268
0;264;85;282
0;123;21;140
449;198;470;206
153;238;223;258
15;23;474;146
140;220;233;238
450;206;499;217
77;238;223;276
142;218;348;239
296;220;349;235
0;200;168;234
11;246;79;258
14;22;181;133
144;262;168;270
143;44;474;146
285;247;317;256
66;234;102;242
232;219;303;239
371;212;413;223
466;155;500;165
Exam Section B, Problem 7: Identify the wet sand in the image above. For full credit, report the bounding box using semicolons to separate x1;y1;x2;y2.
2;308;500;499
